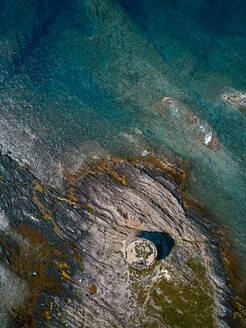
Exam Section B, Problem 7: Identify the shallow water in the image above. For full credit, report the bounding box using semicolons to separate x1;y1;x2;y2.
0;0;246;279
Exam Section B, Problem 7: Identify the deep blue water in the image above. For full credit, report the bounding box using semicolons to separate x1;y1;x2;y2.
1;0;246;276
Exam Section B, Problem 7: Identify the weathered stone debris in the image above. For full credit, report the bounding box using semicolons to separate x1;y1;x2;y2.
0;153;245;327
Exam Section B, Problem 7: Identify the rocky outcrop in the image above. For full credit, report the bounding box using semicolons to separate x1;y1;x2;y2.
0;154;240;327
223;92;246;110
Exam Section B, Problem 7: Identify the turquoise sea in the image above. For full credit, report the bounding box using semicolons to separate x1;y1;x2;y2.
1;0;246;280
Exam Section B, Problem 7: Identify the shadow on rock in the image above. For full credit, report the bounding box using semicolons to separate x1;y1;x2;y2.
136;231;174;260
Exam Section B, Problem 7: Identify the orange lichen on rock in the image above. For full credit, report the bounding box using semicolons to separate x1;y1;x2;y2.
52;194;79;207
68;193;78;202
43;211;52;220
84;203;94;213
60;270;73;282
32;193;60;235
54;261;70;270
33;183;44;193
32;192;38;202
54;261;73;282
233;311;242;320
109;170;126;185
89;283;97;295
95;161;126;185
95;158;111;172
88;170;96;174
44;301;53;320
32;191;55;221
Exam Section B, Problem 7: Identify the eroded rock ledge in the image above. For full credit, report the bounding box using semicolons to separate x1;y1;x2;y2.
0;154;244;327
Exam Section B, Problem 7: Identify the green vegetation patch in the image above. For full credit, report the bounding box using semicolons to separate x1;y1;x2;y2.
187;258;206;276
130;259;215;328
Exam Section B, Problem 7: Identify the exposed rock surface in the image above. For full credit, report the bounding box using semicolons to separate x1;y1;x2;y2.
223;92;246;110
0;154;237;327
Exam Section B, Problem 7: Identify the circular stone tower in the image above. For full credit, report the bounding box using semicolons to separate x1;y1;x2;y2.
125;238;157;268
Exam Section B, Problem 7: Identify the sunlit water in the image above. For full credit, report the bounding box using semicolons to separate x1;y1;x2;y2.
0;0;246;301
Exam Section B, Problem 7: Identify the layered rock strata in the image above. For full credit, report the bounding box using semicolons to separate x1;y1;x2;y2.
0;154;240;328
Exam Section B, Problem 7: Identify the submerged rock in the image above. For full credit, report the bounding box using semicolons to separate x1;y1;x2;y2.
0;153;243;327
223;92;246;110
161;97;220;150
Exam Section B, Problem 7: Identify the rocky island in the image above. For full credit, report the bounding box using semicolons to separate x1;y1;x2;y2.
0;152;245;328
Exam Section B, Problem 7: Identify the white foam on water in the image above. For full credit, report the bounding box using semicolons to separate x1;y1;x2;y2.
141;150;149;156
204;131;212;145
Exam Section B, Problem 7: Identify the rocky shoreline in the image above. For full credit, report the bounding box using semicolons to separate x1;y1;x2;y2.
0;153;245;327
